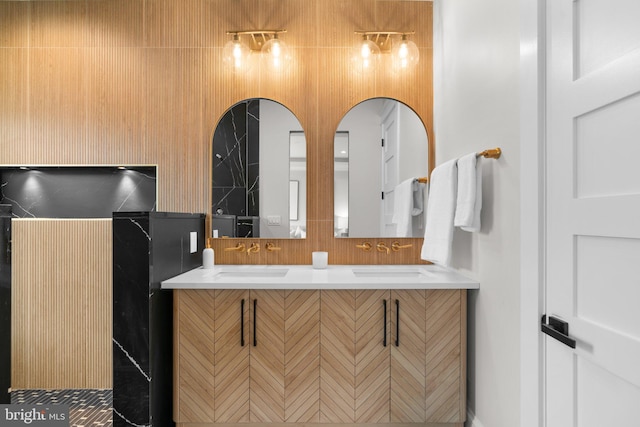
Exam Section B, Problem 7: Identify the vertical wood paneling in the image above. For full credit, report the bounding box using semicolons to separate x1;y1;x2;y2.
1;0;432;251
3;0;434;389
11;219;112;389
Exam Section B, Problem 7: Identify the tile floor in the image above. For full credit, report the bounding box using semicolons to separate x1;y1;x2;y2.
11;389;112;427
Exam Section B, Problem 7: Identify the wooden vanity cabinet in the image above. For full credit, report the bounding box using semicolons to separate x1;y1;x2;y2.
173;289;321;424
174;288;465;427
320;289;465;425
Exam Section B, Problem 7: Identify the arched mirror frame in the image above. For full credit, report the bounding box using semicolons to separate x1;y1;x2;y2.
208;97;307;241
327;97;435;263
333;97;431;239
207;93;434;265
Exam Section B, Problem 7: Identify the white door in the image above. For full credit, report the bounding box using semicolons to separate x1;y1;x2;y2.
544;0;640;426
381;101;399;237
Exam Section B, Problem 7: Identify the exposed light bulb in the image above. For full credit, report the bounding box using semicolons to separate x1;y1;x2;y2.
262;35;291;72
223;34;252;73
351;36;380;73
392;35;419;71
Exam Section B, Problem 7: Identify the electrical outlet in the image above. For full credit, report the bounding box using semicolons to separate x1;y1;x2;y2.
267;215;281;225
190;232;197;253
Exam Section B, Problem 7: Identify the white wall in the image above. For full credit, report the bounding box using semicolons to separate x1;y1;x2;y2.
432;1;521;426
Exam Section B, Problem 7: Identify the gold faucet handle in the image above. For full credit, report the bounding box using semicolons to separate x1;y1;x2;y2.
376;242;390;254
224;243;246;252
265;242;281;252
356;242;372;251
391;241;413;252
247;242;260;254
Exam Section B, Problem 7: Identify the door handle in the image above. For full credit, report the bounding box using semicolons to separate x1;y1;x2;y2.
541;315;576;349
383;299;387;347
240;299;245;347
253;299;257;347
395;299;400;347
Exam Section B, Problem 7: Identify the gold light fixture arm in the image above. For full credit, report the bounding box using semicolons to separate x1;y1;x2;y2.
226;29;287;50
354;30;415;52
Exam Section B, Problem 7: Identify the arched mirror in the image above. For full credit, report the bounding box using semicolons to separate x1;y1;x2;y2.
334;98;429;238
212;98;306;239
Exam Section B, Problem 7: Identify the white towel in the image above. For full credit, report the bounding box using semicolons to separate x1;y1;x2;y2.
421;159;458;266
392;179;425;237
454;153;483;232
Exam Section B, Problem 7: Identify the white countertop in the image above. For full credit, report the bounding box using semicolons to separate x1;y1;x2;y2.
161;264;479;290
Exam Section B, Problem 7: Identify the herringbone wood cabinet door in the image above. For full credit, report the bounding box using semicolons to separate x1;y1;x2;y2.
174;289;216;423
425;289;464;423
319;290;356;422
250;290;286;422
214;289;250;423
355;290;391;423
284;290;321;422
391;290;427;422
175;288;465;426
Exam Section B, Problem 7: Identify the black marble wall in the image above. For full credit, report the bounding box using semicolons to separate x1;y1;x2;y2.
112;212;205;427
0;167;156;218
212;99;260;220
0;205;11;404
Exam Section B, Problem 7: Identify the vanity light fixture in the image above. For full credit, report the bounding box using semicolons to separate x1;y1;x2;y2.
353;31;419;72
223;30;289;73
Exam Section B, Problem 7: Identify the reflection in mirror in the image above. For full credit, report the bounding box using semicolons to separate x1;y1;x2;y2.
212;99;306;238
334;98;429;238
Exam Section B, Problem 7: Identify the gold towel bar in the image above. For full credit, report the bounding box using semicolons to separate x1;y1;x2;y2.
416;147;501;183
477;147;502;159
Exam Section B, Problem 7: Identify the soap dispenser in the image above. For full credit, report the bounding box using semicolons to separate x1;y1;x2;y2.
203;240;215;269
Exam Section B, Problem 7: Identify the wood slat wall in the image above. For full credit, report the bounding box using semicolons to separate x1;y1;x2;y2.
11;219;112;389
2;0;433;389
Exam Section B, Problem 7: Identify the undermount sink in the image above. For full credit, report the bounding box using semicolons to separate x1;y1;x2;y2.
351;268;430;278
216;268;289;278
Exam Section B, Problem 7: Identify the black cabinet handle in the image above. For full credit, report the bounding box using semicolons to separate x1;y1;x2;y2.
541;315;576;349
240;299;245;347
395;299;400;347
383;299;387;347
253;299;257;347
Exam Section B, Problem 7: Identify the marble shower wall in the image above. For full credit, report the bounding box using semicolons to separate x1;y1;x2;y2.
212;99;260;218
0;167;157;218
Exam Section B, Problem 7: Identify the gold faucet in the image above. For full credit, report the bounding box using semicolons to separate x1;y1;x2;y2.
376;242;390;254
391;241;413;252
224;243;246;252
356;242;372;251
247;242;260;254
265;242;281;252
